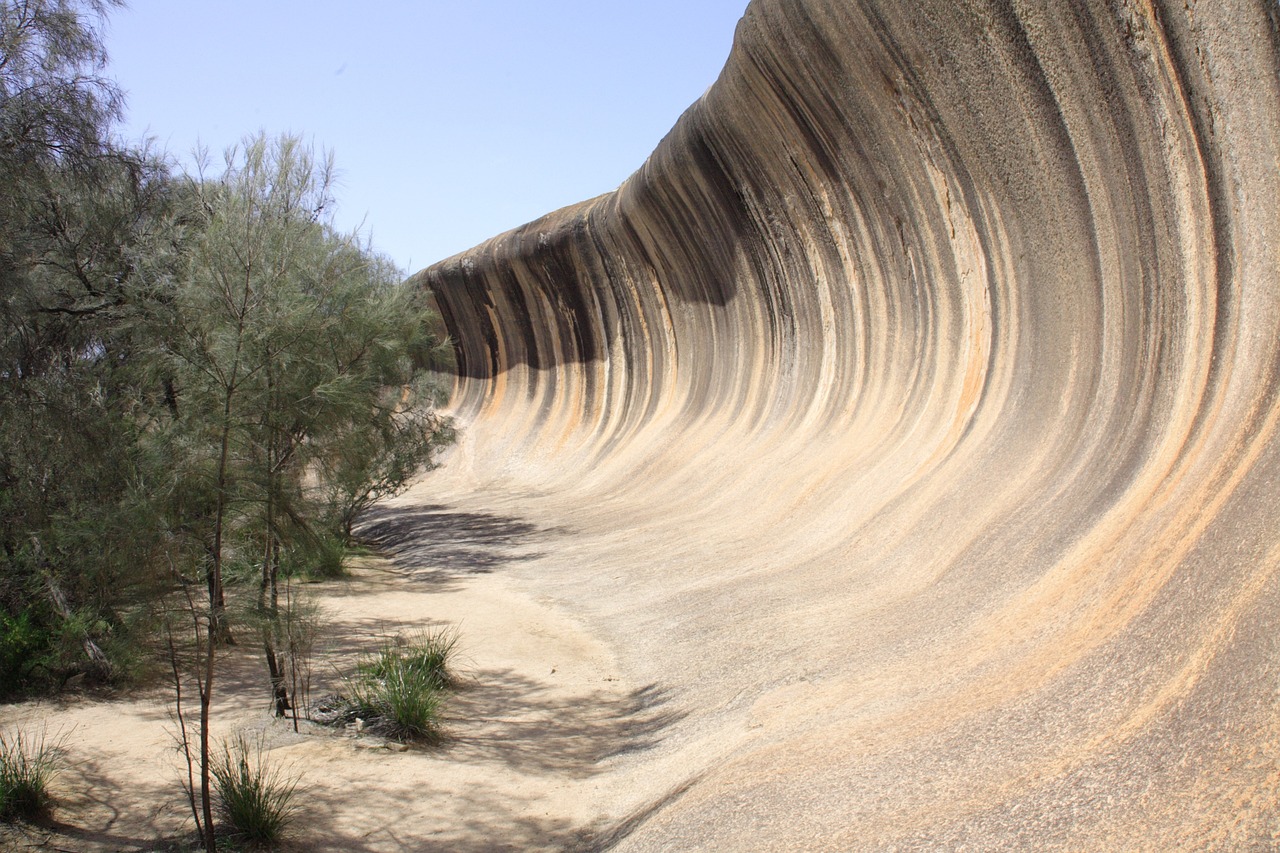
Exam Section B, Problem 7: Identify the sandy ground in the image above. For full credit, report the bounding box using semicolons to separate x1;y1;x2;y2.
0;530;646;851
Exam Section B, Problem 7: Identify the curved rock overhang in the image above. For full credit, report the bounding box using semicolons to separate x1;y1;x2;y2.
414;1;1280;848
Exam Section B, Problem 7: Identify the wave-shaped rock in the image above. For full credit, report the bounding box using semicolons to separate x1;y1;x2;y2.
414;0;1280;848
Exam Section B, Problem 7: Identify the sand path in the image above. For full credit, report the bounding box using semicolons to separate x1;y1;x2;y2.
0;491;649;851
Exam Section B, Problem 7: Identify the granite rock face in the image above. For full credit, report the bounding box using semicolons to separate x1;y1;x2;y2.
415;1;1280;848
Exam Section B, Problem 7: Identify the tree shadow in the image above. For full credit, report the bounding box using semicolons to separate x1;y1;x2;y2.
299;612;459;702
125;629;299;726
444;673;683;778
293;674;684;852
295;782;602;852
16;747;194;852
354;504;560;591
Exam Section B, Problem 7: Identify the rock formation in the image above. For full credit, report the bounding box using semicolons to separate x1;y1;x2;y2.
414;0;1280;848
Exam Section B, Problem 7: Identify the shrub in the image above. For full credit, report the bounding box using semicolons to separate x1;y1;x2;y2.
0;728;60;822
305;535;348;580
358;628;457;689
211;734;298;848
0;603;153;698
347;662;444;743
0;610;49;698
318;628;457;743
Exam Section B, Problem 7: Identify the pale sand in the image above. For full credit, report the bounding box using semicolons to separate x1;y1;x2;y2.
0;522;647;851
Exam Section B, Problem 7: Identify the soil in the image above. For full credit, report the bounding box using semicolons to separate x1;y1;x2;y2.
0;541;637;851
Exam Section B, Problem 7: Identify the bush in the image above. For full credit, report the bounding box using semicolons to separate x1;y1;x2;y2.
358;628;457;689
348;662;444;743
0;604;153;698
0;728;60;822
0;610;49;698
211;734;298;848
317;628;457;743
308;534;348;580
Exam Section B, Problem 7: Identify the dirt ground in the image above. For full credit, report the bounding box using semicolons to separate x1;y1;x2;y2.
0;539;652;852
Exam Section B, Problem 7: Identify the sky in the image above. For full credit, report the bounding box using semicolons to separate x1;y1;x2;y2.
105;1;749;275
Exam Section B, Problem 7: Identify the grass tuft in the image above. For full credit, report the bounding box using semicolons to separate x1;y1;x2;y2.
318;627;457;743
347;662;444;742
0;728;59;822
308;534;348;579
211;734;298;848
358;628;457;689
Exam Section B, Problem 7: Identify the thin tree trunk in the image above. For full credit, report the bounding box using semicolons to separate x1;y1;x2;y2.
201;316;241;852
199;609;217;852
261;531;290;716
202;405;232;853
166;625;203;841
260;367;291;716
32;538;112;678
208;384;236;646
287;577;303;732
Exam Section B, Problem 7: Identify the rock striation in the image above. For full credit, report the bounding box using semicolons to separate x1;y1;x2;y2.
414;1;1280;848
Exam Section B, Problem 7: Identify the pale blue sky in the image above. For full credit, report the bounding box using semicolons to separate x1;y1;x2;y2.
106;2;749;274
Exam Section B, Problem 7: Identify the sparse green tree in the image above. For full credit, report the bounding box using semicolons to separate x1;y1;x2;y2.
0;0;180;693
0;8;457;848
156;133;453;850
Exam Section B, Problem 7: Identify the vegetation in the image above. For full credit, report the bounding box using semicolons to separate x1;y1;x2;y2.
358;628;458;689
210;734;298;848
0;0;455;700
318;628;459;743
160;134;452;851
0;728;60;822
0;0;179;696
0;1;458;848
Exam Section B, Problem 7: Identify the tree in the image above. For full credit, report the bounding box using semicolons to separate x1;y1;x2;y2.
0;8;458;846
156;133;453;849
0;0;178;693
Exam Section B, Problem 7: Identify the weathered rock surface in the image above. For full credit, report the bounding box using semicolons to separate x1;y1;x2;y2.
415;1;1280;848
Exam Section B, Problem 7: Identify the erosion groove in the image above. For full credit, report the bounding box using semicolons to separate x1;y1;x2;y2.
414;0;1280;848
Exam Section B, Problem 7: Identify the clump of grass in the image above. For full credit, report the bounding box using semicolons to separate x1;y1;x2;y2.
308;534;349;580
0;728;60;822
211;734;298;848
347;662;444;742
317;628;457;743
358;628;457;689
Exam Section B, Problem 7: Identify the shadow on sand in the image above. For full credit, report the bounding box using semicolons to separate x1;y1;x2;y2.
354;504;560;591
0;747;195;853
3;503;682;852
445;674;683;778
294;676;684;852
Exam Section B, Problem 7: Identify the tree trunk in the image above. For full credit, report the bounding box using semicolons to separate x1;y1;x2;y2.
32;537;112;678
199;610;217;852
260;431;291;717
